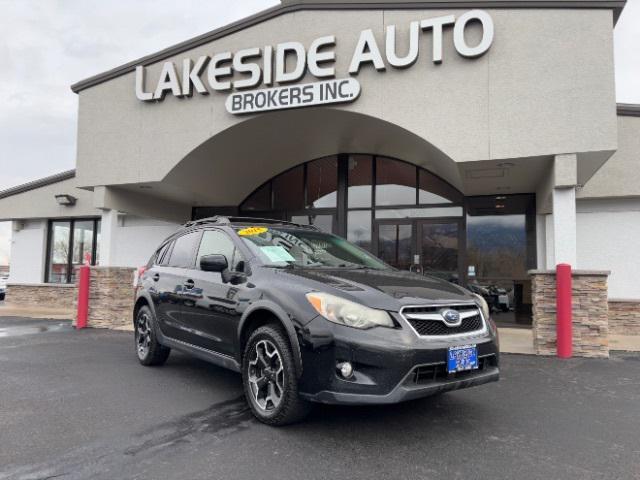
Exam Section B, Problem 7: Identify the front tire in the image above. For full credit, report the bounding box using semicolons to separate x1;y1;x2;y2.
242;325;310;426
135;305;170;366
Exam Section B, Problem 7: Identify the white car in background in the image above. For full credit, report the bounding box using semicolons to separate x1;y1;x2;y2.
0;276;7;301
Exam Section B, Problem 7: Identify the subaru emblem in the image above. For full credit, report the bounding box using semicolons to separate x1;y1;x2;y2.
440;308;461;326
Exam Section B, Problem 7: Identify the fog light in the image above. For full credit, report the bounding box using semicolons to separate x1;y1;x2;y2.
337;361;353;378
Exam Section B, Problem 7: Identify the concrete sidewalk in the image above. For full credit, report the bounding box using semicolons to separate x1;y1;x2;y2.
498;327;536;354
0;302;74;320
498;326;640;353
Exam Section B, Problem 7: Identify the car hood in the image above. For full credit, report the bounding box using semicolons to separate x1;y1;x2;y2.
280;268;475;311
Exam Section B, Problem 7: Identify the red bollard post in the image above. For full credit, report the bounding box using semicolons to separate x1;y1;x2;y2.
76;265;90;329
556;263;572;358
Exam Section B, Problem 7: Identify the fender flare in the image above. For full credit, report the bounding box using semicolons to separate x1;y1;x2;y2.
237;300;304;378
133;293;158;326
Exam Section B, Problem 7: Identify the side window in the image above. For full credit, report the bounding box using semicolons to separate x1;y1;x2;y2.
197;230;245;272
154;242;172;266
167;232;201;268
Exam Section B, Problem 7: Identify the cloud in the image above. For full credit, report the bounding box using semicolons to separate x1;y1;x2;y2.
0;0;279;265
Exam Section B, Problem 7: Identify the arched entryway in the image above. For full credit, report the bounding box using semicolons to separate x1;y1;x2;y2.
195;153;467;284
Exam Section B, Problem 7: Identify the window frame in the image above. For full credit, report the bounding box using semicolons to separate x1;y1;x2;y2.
44;217;101;284
166;230;202;269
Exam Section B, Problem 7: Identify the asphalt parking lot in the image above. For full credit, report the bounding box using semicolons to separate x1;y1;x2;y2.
1;316;639;480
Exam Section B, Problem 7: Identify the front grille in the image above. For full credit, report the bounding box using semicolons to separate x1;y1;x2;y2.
408;314;483;336
400;304;484;337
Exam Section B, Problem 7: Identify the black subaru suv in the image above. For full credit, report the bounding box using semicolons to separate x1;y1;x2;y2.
134;217;499;425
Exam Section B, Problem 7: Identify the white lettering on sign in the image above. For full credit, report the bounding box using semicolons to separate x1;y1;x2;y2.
136;9;494;114
225;78;361;114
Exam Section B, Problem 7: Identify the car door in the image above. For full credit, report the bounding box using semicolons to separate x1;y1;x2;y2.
147;240;181;338
180;228;247;356
154;230;202;345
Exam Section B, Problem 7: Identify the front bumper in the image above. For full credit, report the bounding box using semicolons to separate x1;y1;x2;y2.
297;313;500;405
302;365;499;405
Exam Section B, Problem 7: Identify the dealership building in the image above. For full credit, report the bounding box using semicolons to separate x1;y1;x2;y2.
1;0;638;356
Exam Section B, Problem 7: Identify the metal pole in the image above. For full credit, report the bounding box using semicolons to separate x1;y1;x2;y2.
76;265;90;329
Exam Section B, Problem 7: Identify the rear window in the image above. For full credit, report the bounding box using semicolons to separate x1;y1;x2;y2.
167;232;201;268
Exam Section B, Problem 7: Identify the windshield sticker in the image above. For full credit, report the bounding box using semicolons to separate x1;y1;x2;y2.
260;246;295;263
238;226;268;236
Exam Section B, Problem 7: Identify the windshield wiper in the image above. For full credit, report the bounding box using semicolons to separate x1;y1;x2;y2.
263;263;299;269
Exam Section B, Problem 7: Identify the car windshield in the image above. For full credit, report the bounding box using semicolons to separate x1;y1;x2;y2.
235;226;389;270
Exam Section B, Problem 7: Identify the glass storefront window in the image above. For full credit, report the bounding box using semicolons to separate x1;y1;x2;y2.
347;155;372;208
242;182;271;211
273;165;304;210
70;220;96;283
466;194;536;326
419;169;462;204
378;223;412;270
46;218;100;284
235;154;473;266
419;222;459;282
375;157;416;206
467;215;527;280
47;221;71;283
290;214;334;233
306;156;337;208
272;165;304;210
375;207;463;219
347;210;372;250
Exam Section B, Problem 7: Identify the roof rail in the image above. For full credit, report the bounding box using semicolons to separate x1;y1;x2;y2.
183;216;318;229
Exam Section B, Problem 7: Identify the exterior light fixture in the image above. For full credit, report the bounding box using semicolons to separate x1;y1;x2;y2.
497;162;515;168
54;194;77;206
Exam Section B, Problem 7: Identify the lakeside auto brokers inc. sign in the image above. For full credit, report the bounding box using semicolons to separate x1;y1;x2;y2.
135;10;494;115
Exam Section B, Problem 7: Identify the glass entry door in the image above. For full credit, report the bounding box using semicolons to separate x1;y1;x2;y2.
376;221;413;271
375;219;463;283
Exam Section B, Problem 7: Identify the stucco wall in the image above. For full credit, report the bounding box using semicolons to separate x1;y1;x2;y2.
8;220;47;283
75;8;617;198
579;115;640;198
0;177;98;221
577;199;640;300
110;216;179;267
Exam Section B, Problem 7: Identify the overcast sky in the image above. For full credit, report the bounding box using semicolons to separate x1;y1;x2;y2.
0;0;638;265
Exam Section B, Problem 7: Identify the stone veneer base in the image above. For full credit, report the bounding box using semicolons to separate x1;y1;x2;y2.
86;267;136;330
6;283;77;310
608;299;640;336
530;270;610;358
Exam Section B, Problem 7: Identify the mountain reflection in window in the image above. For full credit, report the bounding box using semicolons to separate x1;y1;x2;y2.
467;215;527;280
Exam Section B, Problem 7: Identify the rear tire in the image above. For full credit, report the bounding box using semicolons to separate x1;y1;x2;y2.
242;325;311;426
135;305;170;366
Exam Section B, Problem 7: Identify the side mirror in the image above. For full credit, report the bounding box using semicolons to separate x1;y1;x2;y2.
200;254;228;272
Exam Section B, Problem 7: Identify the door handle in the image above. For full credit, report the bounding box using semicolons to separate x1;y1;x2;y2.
183;279;195;289
152;273;160;282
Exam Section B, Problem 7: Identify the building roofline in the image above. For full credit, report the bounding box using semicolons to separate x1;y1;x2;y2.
70;0;626;94
0;170;76;200
617;103;640;117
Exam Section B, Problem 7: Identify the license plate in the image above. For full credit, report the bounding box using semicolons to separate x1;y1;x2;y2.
447;345;478;373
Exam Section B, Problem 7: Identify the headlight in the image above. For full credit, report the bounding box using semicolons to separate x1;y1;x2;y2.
473;293;491;321
305;292;394;329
